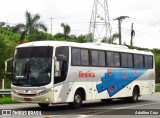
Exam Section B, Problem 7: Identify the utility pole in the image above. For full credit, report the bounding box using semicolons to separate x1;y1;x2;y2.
114;16;129;45
130;23;135;47
50;18;54;34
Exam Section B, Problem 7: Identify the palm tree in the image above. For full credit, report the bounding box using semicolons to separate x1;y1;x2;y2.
102;33;119;44
13;11;47;43
61;23;71;39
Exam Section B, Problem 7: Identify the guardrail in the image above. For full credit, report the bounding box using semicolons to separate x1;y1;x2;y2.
156;83;160;87
0;89;11;95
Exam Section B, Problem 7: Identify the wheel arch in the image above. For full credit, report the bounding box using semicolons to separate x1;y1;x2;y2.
74;87;86;101
133;85;140;96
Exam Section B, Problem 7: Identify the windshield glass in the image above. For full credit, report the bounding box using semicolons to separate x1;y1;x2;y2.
12;46;53;87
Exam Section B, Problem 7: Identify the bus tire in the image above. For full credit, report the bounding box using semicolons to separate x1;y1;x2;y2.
38;103;49;108
69;90;83;109
125;86;139;103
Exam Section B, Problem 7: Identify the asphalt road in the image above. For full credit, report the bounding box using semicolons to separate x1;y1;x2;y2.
0;93;160;118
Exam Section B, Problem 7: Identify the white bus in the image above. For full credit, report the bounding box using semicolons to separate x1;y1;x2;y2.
10;41;155;108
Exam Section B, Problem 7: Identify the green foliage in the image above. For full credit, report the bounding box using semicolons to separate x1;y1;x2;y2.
61;23;71;38
0;29;17;88
102;33;119;44
0;28;20;43
14;11;48;41
85;33;94;42
27;31;54;42
155;86;160;92
152;49;160;83
0;95;18;104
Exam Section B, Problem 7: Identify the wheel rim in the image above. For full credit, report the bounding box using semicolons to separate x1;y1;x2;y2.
75;94;81;103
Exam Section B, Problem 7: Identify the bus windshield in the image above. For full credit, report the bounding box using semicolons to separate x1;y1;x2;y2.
12;46;53;87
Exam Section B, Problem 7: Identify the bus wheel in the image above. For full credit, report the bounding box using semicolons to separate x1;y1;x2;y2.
69;90;83;109
38;103;49;108
125;87;139;103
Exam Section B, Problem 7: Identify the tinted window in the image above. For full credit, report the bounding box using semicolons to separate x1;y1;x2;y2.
72;48;80;65
15;47;53;58
134;54;140;68
145;55;153;68
107;52;114;67
139;55;144;68
56;46;69;61
128;54;133;67
114;52;120;67
81;49;89;66
91;50;98;66
99;51;106;66
121;53;127;67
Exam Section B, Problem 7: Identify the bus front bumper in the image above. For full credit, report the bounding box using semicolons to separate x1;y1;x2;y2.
11;90;54;104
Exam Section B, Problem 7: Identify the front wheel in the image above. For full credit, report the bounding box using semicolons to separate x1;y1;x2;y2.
69;90;83;109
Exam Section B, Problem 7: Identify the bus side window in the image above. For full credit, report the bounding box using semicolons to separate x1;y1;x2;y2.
99;51;106;66
114;52;120;67
91;50;99;66
81;49;89;66
107;52;114;67
145;55;153;69
121;53;127;68
71;48;81;65
134;54;140;68
128;54;133;68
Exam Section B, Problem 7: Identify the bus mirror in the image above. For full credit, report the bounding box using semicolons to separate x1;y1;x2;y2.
55;61;60;72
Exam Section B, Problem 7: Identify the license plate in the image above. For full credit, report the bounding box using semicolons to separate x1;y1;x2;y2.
24;98;31;101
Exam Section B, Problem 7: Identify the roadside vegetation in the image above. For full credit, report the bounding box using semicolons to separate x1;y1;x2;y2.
155;86;160;92
0;95;18;104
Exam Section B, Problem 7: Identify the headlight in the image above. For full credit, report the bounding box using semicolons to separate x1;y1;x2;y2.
12;90;18;95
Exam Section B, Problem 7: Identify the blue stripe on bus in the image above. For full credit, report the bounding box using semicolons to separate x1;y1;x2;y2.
96;68;147;97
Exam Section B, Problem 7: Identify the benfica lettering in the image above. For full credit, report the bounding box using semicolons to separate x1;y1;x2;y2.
79;71;95;78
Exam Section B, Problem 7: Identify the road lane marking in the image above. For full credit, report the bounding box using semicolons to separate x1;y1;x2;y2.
86;101;160;116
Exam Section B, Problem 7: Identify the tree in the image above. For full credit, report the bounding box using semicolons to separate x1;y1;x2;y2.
102;33;119;44
0;22;5;28
85;33;94;42
13;11;47;43
61;23;71;39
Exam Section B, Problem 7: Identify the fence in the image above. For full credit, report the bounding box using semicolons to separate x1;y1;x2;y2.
0;89;11;95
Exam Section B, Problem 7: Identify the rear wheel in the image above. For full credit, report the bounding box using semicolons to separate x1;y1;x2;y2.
125;87;139;103
38;103;49;108
69;90;83;109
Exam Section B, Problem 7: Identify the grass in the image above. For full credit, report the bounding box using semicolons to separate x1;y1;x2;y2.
0;95;18;104
155;86;160;92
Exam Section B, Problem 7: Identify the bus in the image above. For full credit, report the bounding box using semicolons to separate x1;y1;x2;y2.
9;41;155;108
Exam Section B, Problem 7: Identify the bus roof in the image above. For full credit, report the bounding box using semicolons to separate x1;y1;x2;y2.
16;41;153;55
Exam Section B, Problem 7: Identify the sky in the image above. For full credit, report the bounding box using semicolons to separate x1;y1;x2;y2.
0;0;160;49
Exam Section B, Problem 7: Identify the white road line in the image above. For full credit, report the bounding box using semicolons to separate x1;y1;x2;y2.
77;115;92;118
114;101;160;109
86;101;160;116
